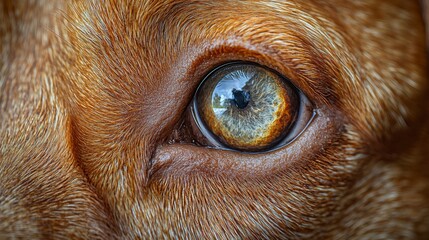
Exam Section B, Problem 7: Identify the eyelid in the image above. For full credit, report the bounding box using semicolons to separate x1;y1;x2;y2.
184;42;336;111
154;105;331;178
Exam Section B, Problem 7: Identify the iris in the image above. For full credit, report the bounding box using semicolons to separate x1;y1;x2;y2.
193;62;299;151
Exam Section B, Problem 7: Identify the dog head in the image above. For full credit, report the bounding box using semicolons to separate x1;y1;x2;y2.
1;0;428;238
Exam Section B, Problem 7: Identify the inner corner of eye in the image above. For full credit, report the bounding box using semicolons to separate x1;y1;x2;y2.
191;62;311;152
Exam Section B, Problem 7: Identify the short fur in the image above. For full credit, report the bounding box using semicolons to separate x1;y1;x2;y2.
1;0;428;239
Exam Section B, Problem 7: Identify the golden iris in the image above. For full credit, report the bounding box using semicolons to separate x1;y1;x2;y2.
195;63;298;151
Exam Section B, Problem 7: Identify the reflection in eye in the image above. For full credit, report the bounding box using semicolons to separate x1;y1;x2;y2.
192;62;315;152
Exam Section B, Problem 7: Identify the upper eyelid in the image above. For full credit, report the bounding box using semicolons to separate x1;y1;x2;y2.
185;41;340;110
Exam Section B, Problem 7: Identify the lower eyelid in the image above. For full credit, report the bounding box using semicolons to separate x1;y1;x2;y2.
153;109;335;178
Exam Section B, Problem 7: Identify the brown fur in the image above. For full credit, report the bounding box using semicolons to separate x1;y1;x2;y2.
1;0;428;239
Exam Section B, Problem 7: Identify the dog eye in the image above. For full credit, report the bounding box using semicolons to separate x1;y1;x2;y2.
191;62;315;152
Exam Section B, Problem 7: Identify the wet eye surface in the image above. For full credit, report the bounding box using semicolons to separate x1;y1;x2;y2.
191;62;314;152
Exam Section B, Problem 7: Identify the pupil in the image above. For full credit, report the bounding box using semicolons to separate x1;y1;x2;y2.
231;88;250;109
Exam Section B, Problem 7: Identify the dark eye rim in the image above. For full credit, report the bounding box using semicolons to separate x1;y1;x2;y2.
190;61;317;153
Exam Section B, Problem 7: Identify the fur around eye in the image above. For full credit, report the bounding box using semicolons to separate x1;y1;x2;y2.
191;62;315;152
